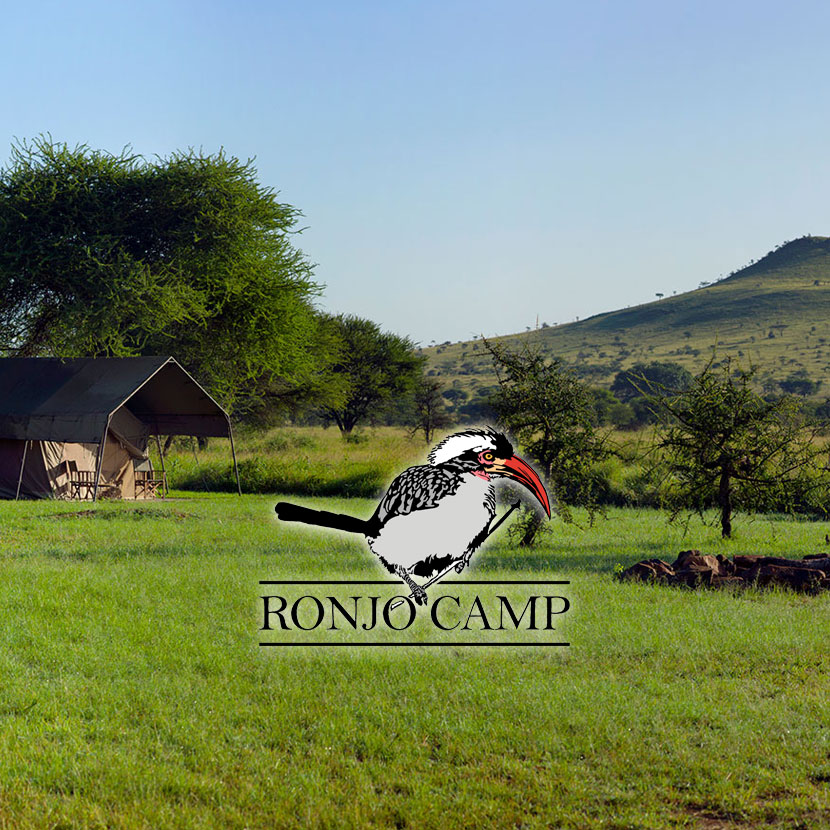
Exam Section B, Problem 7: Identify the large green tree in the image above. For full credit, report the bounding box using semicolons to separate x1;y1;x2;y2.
318;314;423;434
651;358;829;537
0;137;325;410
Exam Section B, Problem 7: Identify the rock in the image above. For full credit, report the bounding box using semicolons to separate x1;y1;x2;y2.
618;559;676;582
717;554;736;576
756;556;830;571
670;569;714;588
672;550;723;575
647;559;675;578
620;552;830;593
746;563;824;592
618;561;657;582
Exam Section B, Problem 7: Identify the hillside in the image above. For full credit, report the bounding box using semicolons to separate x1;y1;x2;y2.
423;235;830;398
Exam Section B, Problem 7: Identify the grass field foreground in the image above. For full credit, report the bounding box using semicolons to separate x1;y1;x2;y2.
0;497;827;827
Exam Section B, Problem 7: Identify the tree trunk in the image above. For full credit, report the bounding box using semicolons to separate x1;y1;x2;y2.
162;435;174;456
519;511;544;547
718;466;732;538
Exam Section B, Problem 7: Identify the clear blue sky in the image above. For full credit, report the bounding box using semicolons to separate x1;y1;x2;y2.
2;0;829;345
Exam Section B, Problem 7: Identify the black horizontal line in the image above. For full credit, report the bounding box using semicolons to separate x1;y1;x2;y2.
259;642;570;647
259;580;570;585
259;580;400;585
441;580;570;585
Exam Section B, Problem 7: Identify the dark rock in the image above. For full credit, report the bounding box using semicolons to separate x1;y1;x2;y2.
619;559;675;582
619;561;657;582
647;559;675;578
672;550;722;575
758;556;830;571
621;551;830;593
671;569;714;588
746;564;823;592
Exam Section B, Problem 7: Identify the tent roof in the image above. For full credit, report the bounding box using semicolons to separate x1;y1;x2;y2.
0;357;230;442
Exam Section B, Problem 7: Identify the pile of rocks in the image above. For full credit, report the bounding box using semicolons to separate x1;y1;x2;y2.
618;549;830;592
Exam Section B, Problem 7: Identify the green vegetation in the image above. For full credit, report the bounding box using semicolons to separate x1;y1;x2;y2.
162;426;830;524
650;358;829;538
424;236;830;398
487;340;610;543
316;314;424;434
162;427;429;498
0;137;325;410
0;496;826;827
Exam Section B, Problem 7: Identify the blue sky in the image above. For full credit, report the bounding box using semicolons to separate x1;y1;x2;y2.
2;0;829;345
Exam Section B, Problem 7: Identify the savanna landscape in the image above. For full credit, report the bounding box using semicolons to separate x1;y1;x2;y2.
1;142;830;829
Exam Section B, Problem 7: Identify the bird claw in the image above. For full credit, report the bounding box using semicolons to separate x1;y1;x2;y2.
411;585;428;606
454;554;471;574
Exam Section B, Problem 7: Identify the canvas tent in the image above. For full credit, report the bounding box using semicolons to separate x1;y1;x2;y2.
0;357;240;500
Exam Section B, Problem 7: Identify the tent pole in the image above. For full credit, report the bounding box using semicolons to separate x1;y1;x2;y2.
227;419;242;496
15;440;29;501
154;435;169;495
92;418;111;503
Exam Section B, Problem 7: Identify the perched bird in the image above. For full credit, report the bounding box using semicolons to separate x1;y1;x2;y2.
275;428;550;603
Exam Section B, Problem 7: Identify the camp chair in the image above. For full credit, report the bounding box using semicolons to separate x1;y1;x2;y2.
66;460;119;500
135;466;166;499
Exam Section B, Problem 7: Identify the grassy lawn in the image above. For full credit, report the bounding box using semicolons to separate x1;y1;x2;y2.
0;496;827;828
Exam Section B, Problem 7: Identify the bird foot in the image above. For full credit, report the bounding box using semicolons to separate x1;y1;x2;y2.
394;566;428;606
454;554;471;574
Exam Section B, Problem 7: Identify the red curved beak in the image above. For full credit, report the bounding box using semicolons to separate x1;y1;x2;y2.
494;455;551;517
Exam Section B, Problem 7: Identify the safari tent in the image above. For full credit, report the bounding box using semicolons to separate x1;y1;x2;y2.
0;357;240;500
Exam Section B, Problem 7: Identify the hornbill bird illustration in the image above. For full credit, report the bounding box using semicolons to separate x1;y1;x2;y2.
274;428;550;604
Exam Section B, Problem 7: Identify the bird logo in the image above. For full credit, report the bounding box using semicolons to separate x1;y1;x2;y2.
275;428;550;606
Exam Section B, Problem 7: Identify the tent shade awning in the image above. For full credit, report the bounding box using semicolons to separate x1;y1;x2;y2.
0;357;229;442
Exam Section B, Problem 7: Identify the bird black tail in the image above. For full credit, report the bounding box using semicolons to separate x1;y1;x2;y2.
275;502;374;535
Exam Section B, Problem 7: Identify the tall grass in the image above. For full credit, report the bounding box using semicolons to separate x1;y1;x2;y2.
161;426;435;498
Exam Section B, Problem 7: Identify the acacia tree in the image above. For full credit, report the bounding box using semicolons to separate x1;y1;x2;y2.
612;362;691;402
650;358;829;538
410;378;453;444
318;314;423;434
486;340;609;545
0;137;325;411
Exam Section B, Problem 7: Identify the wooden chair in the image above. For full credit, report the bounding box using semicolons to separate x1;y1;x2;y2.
66;460;119;500
135;468;166;499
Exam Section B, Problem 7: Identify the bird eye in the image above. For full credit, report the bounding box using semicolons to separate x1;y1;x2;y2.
482;452;494;463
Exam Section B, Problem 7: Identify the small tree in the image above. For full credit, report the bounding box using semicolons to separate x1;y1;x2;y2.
650;358;828;538
410;378;454;444
318;314;423;434
779;370;821;397
485;340;609;545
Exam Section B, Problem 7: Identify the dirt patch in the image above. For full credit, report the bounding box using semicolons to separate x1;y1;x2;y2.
47;507;190;521
618;550;830;593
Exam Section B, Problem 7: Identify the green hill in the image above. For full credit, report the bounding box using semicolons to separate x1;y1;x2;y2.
423;235;830;398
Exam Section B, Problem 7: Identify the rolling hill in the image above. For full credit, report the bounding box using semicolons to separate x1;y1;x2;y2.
423;235;830;398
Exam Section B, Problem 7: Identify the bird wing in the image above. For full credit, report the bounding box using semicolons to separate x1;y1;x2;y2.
372;464;462;527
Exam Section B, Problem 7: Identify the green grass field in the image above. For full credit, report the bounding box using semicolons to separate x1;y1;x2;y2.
0;494;827;828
